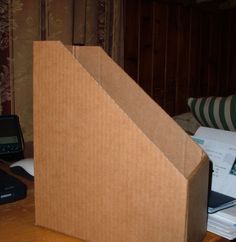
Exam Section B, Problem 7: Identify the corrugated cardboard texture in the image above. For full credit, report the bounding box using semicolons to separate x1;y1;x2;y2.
186;156;209;241
72;46;204;178
34;41;209;242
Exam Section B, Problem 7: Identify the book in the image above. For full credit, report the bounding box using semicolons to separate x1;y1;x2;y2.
208;191;236;214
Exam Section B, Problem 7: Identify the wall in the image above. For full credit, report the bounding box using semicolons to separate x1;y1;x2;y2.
124;0;236;116
11;0;73;141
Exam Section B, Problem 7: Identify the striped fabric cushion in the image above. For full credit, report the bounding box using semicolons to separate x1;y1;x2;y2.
187;95;236;131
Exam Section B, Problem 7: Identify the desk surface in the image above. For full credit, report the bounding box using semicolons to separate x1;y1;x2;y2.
0;164;230;242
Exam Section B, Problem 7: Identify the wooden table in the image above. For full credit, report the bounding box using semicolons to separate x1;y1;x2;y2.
0;164;232;242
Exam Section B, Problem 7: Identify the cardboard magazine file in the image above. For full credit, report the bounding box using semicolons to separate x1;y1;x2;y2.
33;41;209;242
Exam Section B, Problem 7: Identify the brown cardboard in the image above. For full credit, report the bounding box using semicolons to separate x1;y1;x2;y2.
33;41;209;242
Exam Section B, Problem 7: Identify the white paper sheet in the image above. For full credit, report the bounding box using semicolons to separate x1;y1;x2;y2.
195;127;236;146
193;128;236;198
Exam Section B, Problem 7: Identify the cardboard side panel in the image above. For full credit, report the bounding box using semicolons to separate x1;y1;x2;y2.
34;41;189;242
72;46;101;84
185;156;209;242
73;46;206;178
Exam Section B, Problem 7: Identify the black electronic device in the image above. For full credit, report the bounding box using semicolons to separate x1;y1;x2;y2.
0;115;24;161
0;168;27;204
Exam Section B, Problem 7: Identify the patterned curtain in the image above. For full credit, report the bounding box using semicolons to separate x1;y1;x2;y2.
73;0;124;67
0;0;11;114
0;0;23;115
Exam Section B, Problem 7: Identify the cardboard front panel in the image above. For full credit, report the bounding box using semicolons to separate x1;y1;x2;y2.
34;41;208;242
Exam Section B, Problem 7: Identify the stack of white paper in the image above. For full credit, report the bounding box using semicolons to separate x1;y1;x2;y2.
192;127;236;239
208;206;236;240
